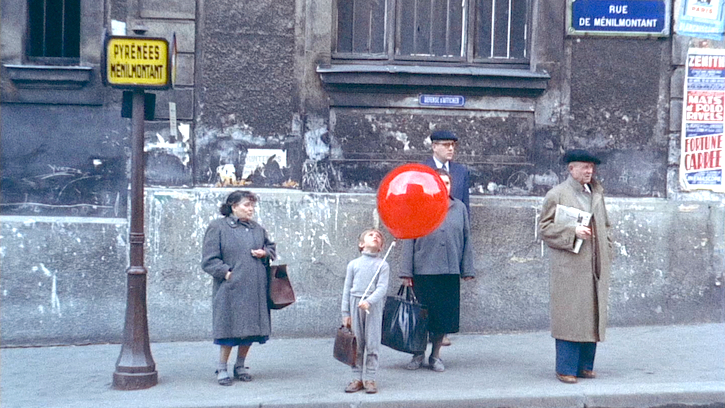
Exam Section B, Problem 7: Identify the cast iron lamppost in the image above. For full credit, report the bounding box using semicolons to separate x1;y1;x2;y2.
107;23;168;390
112;86;158;390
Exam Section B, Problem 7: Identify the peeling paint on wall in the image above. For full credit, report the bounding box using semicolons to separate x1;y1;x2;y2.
38;263;61;317
304;117;330;161
301;160;339;192
145;124;191;166
2;192;724;345
198;121;270;146
193;115;304;188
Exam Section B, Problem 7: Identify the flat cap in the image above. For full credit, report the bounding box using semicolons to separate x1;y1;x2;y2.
430;130;458;141
563;149;601;164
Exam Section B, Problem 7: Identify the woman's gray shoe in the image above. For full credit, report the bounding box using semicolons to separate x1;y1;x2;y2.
216;370;233;386
406;354;424;370
429;357;445;372
234;366;253;382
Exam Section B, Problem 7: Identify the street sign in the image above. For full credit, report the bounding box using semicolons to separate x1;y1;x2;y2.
419;95;465;107
567;0;670;37
103;36;171;89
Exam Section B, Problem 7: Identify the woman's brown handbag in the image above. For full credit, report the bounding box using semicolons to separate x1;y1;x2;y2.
267;264;295;309
333;326;357;367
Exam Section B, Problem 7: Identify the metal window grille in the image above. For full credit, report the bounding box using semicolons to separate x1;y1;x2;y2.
28;0;81;60
335;0;388;56
334;0;529;62
474;0;528;60
396;0;466;60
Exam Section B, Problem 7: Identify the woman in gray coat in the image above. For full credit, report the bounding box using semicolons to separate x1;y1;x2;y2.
202;190;276;386
399;169;475;372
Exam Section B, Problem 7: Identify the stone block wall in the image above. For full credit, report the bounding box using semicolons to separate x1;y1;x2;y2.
2;190;722;346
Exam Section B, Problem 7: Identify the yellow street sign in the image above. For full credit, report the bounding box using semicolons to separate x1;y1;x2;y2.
104;36;170;88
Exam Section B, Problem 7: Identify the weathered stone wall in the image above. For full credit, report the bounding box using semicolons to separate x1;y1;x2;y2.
0;105;129;218
0;216;128;345
2;190;722;346
0;0;198;215
2;0;725;349
568;39;670;197
132;0;198;187
329;109;539;195
193;0;305;186
297;1;673;200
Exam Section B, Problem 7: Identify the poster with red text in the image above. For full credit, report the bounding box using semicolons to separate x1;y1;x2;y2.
681;48;725;192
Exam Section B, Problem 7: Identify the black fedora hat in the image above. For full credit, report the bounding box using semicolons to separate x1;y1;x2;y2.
562;149;601;165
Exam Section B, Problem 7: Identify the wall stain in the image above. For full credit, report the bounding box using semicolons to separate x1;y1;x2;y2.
39;263;61;317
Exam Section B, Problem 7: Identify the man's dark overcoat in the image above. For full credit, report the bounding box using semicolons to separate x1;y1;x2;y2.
422;157;470;212
539;176;612;342
202;216;276;340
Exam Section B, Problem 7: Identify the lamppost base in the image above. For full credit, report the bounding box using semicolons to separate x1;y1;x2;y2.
113;370;158;390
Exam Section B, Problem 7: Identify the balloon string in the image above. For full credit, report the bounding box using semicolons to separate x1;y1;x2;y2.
359;240;397;314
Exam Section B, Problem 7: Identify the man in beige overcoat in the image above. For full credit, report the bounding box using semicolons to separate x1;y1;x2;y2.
539;149;613;384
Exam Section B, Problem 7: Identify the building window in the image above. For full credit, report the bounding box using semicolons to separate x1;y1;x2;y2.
27;0;81;64
397;0;466;61
334;0;530;64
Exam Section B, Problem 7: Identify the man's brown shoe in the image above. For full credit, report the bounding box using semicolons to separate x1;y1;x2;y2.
556;373;578;384
364;380;378;394
578;370;596;378
345;379;364;393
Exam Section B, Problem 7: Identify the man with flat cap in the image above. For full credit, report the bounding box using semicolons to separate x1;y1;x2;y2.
423;130;470;213
538;149;613;384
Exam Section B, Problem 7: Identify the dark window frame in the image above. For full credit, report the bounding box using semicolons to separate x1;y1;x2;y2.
332;0;532;67
26;0;81;65
2;0;103;104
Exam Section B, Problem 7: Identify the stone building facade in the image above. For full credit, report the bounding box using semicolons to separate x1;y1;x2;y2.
1;0;723;345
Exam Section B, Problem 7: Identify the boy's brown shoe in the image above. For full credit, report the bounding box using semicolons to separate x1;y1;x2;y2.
345;379;364;393
364;380;378;394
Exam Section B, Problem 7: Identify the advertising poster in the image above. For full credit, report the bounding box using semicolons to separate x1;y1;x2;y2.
680;48;725;192
677;0;725;40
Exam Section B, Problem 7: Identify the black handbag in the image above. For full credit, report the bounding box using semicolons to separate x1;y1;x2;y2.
333;325;357;367
267;264;295;310
381;285;429;354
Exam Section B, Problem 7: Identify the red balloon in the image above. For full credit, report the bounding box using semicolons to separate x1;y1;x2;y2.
377;163;449;239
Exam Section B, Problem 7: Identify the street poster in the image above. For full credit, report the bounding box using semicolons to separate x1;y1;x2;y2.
677;0;725;40
243;149;287;179
680;48;725;192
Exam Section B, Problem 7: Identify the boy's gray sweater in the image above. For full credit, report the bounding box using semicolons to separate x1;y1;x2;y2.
341;251;390;317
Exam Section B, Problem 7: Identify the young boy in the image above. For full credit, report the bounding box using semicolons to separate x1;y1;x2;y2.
341;228;390;394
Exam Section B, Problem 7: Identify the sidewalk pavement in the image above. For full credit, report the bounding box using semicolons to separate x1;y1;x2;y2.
2;323;723;408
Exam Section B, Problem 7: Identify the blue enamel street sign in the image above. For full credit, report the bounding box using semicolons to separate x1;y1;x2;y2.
567;0;670;37
419;95;465;107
